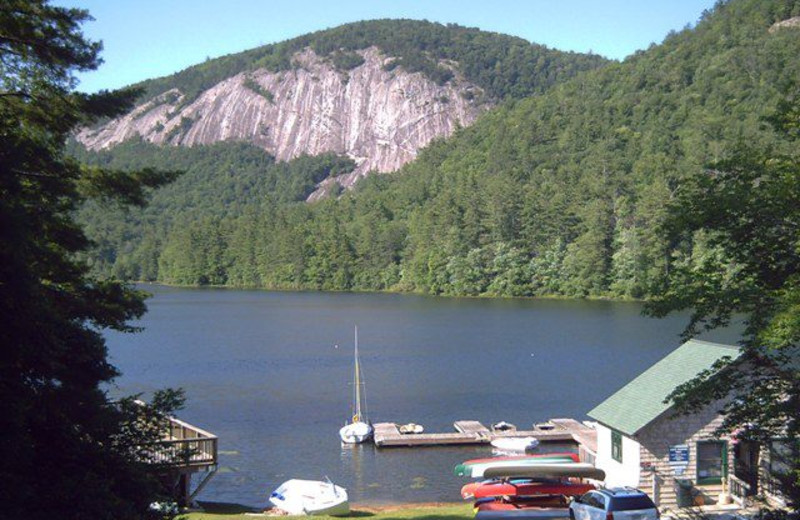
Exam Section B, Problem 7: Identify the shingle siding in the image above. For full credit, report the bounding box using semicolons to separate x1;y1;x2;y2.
635;399;732;509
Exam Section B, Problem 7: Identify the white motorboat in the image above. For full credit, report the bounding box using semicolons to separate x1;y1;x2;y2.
269;478;349;516
492;421;517;432
490;436;540;453
339;326;373;444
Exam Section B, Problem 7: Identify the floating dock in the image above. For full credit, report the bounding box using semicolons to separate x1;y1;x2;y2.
373;418;596;452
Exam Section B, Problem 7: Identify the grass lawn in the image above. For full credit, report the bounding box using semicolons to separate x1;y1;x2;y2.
180;502;474;520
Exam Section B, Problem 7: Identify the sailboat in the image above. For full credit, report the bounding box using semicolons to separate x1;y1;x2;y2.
339;326;373;444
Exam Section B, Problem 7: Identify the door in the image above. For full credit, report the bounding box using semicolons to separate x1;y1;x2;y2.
734;441;759;494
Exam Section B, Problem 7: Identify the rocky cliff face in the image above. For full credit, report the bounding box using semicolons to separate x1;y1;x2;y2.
77;47;489;199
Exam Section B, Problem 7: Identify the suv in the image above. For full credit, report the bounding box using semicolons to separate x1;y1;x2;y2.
570;488;658;520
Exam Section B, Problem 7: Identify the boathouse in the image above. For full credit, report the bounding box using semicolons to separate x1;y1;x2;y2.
587;339;788;510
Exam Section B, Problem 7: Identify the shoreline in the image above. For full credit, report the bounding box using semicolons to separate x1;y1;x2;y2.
188;501;473;519
130;280;644;303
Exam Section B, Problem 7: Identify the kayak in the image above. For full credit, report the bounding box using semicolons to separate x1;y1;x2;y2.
472;481;596;499
481;463;606;480
454;453;579;477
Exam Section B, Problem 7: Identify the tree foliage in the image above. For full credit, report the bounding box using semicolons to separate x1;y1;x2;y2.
645;95;800;509
132;19;608;104
75;0;800;302
0;2;182;518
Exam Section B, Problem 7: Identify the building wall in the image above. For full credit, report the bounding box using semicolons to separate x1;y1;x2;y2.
595;423;641;488
635;399;733;509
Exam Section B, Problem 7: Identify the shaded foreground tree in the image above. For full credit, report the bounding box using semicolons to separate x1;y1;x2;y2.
0;2;182;519
645;95;800;510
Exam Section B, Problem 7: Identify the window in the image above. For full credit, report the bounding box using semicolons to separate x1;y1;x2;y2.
612;430;623;463
769;440;798;477
696;440;727;485
585;492;606;509
608;496;656;512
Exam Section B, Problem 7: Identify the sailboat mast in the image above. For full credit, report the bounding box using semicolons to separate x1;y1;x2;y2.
354;326;361;422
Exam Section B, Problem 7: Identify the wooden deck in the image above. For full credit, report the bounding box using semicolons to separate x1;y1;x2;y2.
141;414;219;505
373;417;595;452
145;416;219;470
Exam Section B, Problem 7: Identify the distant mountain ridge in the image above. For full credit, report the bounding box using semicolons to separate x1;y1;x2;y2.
75;19;608;198
76;0;800;295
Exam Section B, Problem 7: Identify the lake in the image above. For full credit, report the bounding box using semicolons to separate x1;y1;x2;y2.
104;286;740;507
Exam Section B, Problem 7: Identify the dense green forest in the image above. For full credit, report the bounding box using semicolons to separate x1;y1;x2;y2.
131;19;608;103
77;0;800;298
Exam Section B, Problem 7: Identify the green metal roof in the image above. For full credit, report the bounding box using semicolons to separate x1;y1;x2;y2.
587;339;741;436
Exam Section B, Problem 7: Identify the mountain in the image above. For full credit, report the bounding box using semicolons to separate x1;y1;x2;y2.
77;0;800;296
76;20;607;199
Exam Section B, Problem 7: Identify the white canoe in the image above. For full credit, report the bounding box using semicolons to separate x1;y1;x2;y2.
481;462;606;480
339;421;372;444
269;479;349;516
490;437;539;453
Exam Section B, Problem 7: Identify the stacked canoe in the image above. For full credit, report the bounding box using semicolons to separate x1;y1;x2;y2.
454;452;605;519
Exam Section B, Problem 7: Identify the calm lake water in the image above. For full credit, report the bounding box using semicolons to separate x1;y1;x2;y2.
104;286;740;507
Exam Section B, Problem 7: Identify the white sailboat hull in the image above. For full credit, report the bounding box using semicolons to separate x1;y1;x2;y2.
339;421;372;444
269;479;349;516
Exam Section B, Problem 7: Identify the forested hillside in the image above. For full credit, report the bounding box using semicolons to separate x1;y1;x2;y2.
77;0;800;297
132;19;608;104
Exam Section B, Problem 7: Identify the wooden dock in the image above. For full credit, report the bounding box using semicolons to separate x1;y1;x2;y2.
373;417;595;452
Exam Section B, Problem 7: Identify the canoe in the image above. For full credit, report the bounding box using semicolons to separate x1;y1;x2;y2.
472;481;596;499
461;458;581;479
481;463;606;480
461;479;540;500
269;479;349;516
459;452;579;468
491;437;539;453
476;496;569;510
454;453;579;477
475;507;570;520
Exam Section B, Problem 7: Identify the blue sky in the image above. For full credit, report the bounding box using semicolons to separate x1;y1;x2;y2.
55;0;718;93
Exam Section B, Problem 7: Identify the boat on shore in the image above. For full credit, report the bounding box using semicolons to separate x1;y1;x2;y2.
269;479;349;516
339;326;373;444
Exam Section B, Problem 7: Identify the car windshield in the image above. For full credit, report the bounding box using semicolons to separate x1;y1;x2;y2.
609;496;656;511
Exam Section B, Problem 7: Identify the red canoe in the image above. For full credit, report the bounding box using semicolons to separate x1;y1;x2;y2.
476;496;569;511
472;481;595;499
462;479;539;500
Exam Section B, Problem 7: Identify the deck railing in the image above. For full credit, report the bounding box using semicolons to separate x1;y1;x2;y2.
763;476;783;499
145;416;218;468
729;475;752;506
